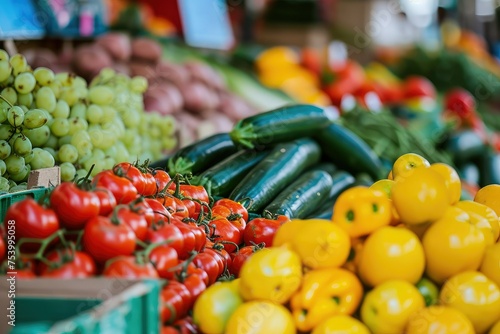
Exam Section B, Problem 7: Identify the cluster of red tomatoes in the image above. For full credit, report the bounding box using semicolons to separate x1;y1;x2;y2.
0;162;289;333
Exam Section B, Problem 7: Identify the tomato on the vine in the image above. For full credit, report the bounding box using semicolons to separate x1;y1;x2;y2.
149;245;179;279
131;198;155;227
193;252;220;285
93;170;138;204
209;218;241;252
142;172;157;197
93;187;116;216
114;162;146;194
114;206;148;242
82;215;136;263
182;271;207;302
230;244;264;277
38;249;96;278
161;280;193;324
214;199;249;222
5;198;59;240
173;221;196;257
187;223;207;252
0;237;5;261
144;198;172;223
2;257;36;279
103;256;159;278
172;317;198;334
147;223;185;259
243;216;289;247
203;248;226;275
50;182;100;230
211;205;246;234
153;170;171;193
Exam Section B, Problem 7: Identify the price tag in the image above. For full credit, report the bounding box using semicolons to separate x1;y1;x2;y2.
178;0;234;50
0;0;45;39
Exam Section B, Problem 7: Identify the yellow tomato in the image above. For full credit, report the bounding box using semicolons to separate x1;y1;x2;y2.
443;205;471;222
357;226;425;286
467;211;496;246
388;170;393;180
360;280;425;334
193;280;243;334
405;305;475;334
422;216;486;284
391;153;430;181
273;219;304;247
255;46;300;72
332;187;392;238
474;184;500;216
455;200;500;243
312;315;370;334
290;219;351;269
225;301;296;334
370;179;395;198
239;247;302;304
429;162;462;205
440;271;500;333
342;237;365;274
480;242;500;288
490;319;500;334
392;167;449;225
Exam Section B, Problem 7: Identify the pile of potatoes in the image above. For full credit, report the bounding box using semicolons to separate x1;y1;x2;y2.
22;32;257;147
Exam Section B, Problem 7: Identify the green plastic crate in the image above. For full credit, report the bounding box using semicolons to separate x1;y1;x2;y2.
0;188;49;222
0;278;161;334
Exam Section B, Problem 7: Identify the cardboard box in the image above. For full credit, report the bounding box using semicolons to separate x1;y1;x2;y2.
0;277;161;334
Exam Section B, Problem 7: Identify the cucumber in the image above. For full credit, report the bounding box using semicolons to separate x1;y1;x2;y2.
230;104;336;149
263;170;334;219
307;162;337;176
192;149;269;197
315;123;384;180
229;138;321;212
167;133;238;175
446;130;486;165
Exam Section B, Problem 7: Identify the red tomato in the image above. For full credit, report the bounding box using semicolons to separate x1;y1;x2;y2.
192;252;220;285
5;198;59;240
92;170;138;204
103;256;159;278
115;206;148;242
161;281;192;323
230;244;263;277
214;199;249;222
157;195;189;219
144;198;172;223
209;218;240;253
444;88;476;119
203;248;226;275
173;316;198;334
38;249;96;278
93;187;116;216
131;198;155;227
181;199;197;219
0;237;5;261
2;258;36;279
114;162;146;194
143;172;157;196
50;182;100;230
162;327;180;334
403;76;436;99
82;215;136;263
149;245;179;279
243;217;287;247
182;271;207;302
186;222;206;252
153;170;171;193
211;205;231;219
147;223;185;259
172;221;196;260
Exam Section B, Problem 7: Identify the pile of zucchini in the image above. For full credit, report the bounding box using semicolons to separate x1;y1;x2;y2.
153;104;386;220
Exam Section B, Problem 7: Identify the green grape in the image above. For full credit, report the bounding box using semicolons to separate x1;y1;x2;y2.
0;50;9;61
48;81;62;99
7;180;16;189
43;147;57;160
0;139;11;159
17;92;33;107
0;159;5;175
89;86;114;105
90;159;105;176
75;168;87;180
102;157;115;171
160;116;176;135
0;75;14;87
0;124;13;140
104;145;117;159
44;134;58;149
0;176;9;191
35;86;57;112
23;149;34;164
50;118;70;137
129;76;148;94
76;87;88;100
121;109;141;128
161;137;177;151
53;100;70;118
55;72;74;87
13;136;32;156
7;106;24;127
77;148;92;164
7;133;21;147
73;76;87;89
57;144;78;163
5;154;25;174
71;130;92;153
33;67;55;86
86;104;103;124
9;183;28;193
14;72;36;94
68;117;88;135
31;148;55;169
92;148;106;160
88;125;104;148
100;106;117;123
149;125;161;139
58;135;72;146
23;109;48;129
114;142;130;164
97;68;116;82
70;103;87;119
19;105;29;114
9;54;28;76
60;162;76;182
1;87;18;105
0;60;12;82
59;88;79;106
0;105;7;123
23;125;50;147
10;164;30;182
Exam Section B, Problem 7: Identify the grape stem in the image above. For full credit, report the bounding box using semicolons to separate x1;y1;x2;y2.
0;94;13;108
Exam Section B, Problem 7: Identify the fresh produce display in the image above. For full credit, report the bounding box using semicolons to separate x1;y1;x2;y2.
0;48;177;192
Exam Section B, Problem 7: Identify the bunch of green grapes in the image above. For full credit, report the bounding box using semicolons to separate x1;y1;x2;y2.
0;50;177;193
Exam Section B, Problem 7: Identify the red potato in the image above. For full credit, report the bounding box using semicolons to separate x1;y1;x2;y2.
156;61;190;87
178;82;220;112
111;62;131;76
143;84;183;115
131;37;162;63
129;61;156;81
175;112;202;147
184;61;226;91
197;110;234;139
219;92;257;121
23;48;58;69
72;44;113;80
96;32;132;61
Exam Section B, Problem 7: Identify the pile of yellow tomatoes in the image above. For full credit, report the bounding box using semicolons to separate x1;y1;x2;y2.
192;153;500;334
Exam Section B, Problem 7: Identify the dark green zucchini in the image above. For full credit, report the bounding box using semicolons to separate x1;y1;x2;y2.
167;133;238;175
446;130;486;165
229;138;321;212
230;104;336;149
307;162;337;176
477;149;500;187
192;149;269;197
263;170;334;219
315;123;384;180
